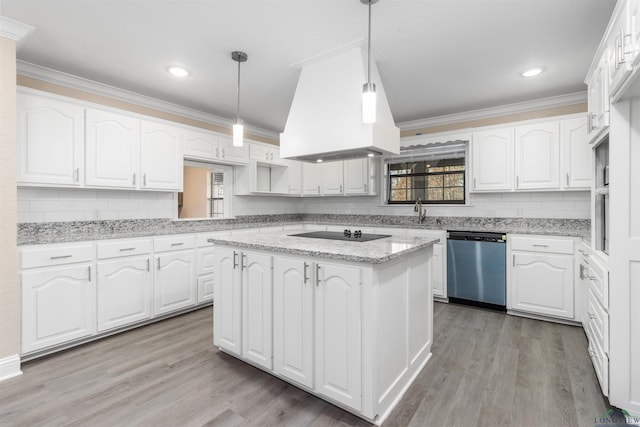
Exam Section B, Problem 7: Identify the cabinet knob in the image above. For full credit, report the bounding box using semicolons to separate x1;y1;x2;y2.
132;172;137;186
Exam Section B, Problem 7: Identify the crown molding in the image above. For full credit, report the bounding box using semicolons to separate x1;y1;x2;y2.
16;60;279;141
397;92;587;131
0;16;34;45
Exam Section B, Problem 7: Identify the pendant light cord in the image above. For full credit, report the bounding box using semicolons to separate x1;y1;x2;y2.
367;0;372;84
236;59;241;125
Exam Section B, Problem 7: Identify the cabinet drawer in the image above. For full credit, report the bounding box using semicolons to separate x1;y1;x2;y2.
586;288;609;353
589;334;609;397
97;239;152;259
154;235;196;252
509;236;574;254
196;232;230;247
587;255;609;307
21;243;94;269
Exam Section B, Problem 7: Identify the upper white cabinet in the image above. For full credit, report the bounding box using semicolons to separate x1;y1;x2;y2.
561;117;591;189
182;128;219;161
607;0;636;99
587;55;610;143
287;161;302;195
514;121;560;190
321;161;344;195
140;120;183;191
249;141;283;165
218;136;250;165
302;163;323;195
85;108;140;189
470;127;514;191
17;92;84;187
344;158;370;195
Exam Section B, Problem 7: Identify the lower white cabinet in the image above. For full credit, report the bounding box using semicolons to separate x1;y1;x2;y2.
97;256;152;332
314;261;362;411
508;235;575;319
273;256;314;388
431;242;445;298
196;247;215;303
153;235;196;316
213;246;273;370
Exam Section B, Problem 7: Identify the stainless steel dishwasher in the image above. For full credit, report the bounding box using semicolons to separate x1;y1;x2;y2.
446;230;507;311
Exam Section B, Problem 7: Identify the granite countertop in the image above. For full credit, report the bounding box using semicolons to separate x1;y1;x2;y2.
206;228;439;264
17;214;591;246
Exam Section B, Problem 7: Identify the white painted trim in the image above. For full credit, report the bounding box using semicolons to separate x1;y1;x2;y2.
397;92;587;131
0;354;22;382
16;61;279;141
0;16;34;43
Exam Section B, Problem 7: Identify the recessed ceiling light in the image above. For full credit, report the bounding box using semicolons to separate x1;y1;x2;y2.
167;66;190;78
367;153;375;157
316;159;323;163
521;67;544;77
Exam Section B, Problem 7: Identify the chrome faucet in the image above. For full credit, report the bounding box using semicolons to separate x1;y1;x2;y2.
414;198;427;224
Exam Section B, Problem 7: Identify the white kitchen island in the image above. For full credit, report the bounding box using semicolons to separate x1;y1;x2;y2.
208;228;437;425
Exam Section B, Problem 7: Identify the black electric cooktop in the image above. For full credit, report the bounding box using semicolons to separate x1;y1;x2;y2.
289;230;391;242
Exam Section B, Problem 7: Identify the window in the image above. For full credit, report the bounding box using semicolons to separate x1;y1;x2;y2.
179;162;232;219
387;152;466;204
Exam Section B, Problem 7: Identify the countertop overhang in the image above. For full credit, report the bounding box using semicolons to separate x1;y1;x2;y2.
207;228;438;264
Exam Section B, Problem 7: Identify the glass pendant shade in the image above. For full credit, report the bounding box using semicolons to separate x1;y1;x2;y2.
362;82;377;124
233;123;244;147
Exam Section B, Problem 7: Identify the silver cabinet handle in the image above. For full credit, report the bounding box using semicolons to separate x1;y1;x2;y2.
532;244;549;247
303;262;309;284
516;176;519;188
339;184;343;193
590;113;598;131
588;312;597;320
216;147;219;158
270;153;274;161
50;255;72;260
473;178;477;189
146;258;150;272
87;266;91;281
119;247;136;252
157;258;161;270
143;173;147;186
132;172;136;186
566;173;569;186
222;148;225;158
242;254;248;270
75;168;80;182
364;183;368;192
233;251;238;269
171;242;184;246
315;264;321;286
317;185;320;194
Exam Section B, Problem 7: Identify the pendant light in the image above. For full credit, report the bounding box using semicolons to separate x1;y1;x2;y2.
361;0;378;124
231;51;247;147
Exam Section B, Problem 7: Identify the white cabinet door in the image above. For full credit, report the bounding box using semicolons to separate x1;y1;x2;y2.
183;128;219;161
587;57;610;142
140;120;183;191
213;247;242;356
287;161;302;195
22;264;95;353
17;92;84;187
431;242;445;298
344;158;369;195
315;261;362;411
197;247;215;303
273;257;314;388
85;108;140;189
321;161;344;195
302;162;323;195
154;251;196;316
607;0;634;98
219;136;250;165
510;253;574;319
241;251;273;370
515;121;560;190
561;117;591;189
470;128;513;191
97;256;151;332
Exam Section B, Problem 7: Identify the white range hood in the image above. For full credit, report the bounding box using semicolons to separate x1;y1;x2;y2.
279;46;400;162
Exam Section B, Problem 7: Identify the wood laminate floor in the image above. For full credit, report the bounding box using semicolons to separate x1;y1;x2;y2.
0;302;611;427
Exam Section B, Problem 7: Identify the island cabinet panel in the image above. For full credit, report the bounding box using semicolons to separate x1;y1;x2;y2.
213;247;242;356
273;257;314;388
241;252;273;370
315;262;362;412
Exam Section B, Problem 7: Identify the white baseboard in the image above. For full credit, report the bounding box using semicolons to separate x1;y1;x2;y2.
0;354;22;382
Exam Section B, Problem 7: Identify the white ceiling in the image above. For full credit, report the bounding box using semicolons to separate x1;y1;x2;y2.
2;0;616;134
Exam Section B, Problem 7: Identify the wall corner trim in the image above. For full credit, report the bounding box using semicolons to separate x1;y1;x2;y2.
0;354;22;382
0;16;34;43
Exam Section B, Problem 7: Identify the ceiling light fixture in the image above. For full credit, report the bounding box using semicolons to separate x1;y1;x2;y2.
361;0;378;124
231;51;248;147
167;66;190;78
521;67;544;77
